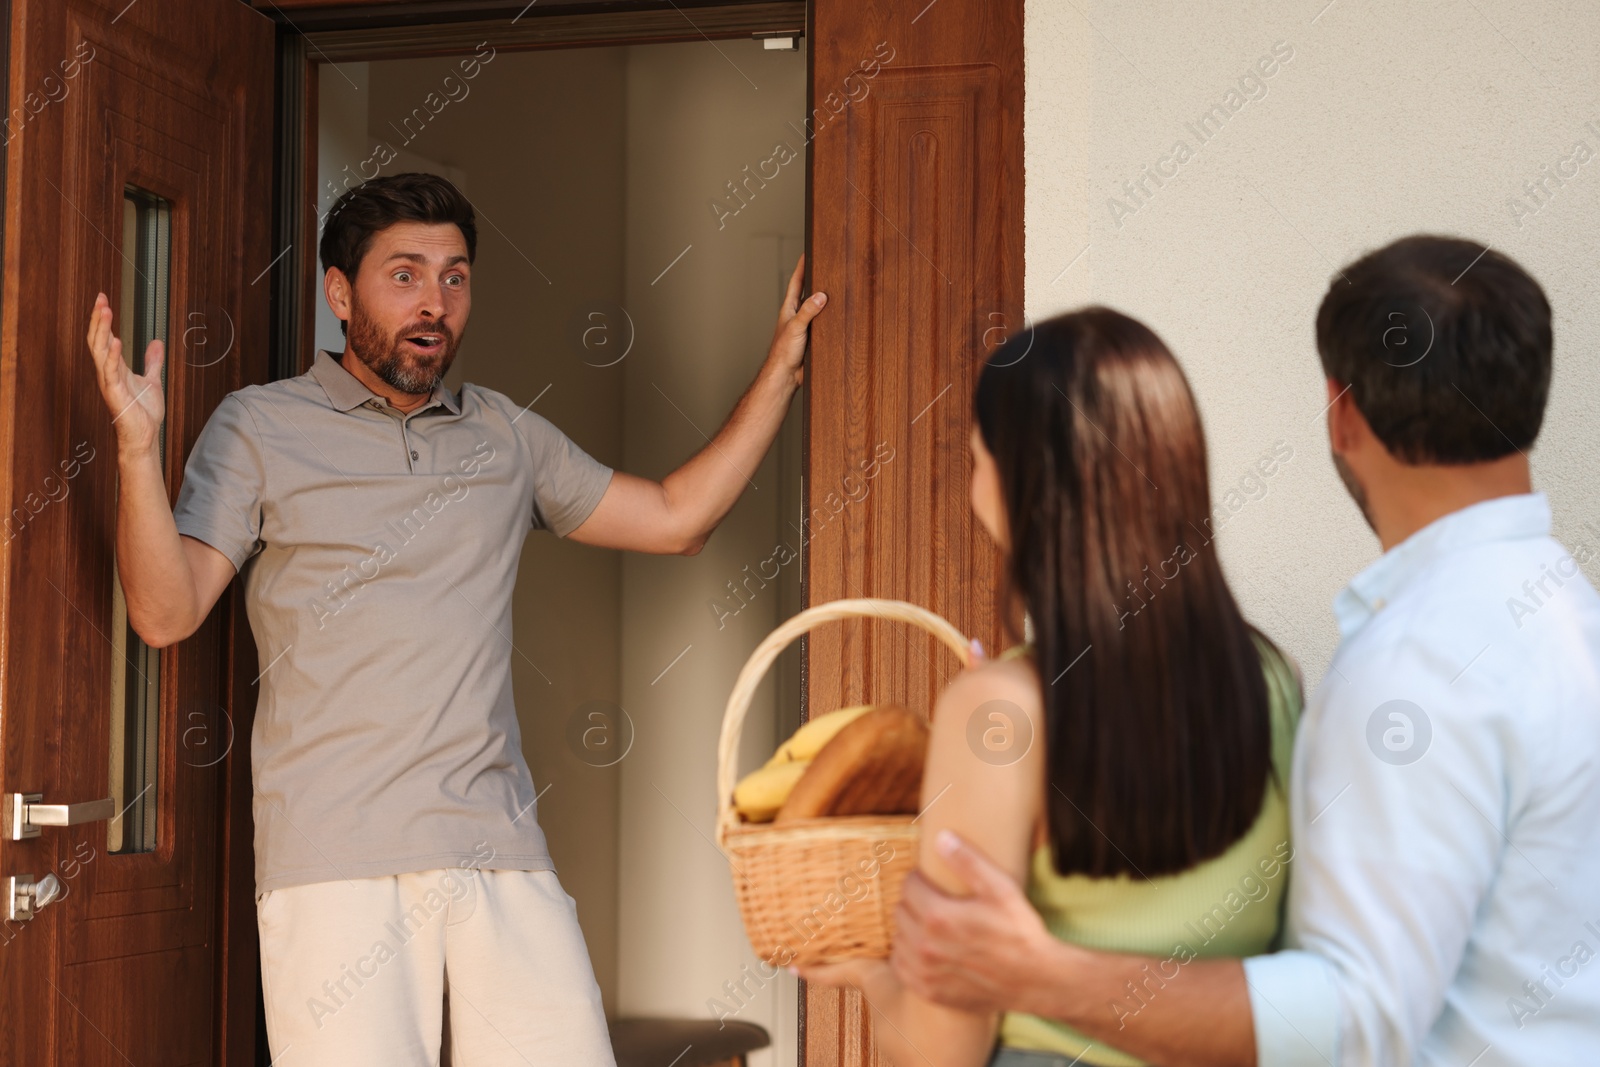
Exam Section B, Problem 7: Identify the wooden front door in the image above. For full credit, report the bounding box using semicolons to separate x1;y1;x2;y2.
803;0;1025;1061
0;1;274;1064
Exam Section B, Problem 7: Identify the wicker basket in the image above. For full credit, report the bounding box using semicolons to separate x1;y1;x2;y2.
716;597;973;967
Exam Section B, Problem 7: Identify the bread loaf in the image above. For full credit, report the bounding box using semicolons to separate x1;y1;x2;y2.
774;703;928;822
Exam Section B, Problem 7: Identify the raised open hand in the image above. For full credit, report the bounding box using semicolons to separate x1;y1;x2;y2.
86;291;165;457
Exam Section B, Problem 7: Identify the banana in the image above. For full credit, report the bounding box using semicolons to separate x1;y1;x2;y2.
733;759;812;823
765;704;875;766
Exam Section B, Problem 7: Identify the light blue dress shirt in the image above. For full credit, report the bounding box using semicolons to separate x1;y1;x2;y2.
1243;492;1600;1066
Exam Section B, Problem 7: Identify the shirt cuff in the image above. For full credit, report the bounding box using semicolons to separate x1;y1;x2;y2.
173;519;253;573
1242;950;1340;1067
551;467;613;539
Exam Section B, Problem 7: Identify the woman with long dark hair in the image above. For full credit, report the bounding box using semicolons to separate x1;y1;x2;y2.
797;308;1302;1067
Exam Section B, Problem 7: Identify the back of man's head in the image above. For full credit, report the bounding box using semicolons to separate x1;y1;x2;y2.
1316;235;1552;465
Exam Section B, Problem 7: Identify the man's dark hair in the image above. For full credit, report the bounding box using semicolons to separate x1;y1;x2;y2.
318;172;477;336
1315;235;1551;464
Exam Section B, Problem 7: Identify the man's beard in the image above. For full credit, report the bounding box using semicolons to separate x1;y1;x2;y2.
346;291;461;395
1331;450;1375;533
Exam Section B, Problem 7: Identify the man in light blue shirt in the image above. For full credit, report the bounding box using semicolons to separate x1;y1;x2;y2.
876;236;1600;1066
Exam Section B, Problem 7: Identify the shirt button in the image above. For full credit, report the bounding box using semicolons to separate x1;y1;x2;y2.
411;450;419;460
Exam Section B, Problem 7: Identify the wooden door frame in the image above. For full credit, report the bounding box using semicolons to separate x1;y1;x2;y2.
260;3;1025;1066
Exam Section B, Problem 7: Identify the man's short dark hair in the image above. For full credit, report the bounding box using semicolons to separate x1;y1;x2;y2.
318;172;477;336
1315;235;1551;464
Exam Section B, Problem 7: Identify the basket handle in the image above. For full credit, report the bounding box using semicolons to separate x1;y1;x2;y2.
715;597;973;847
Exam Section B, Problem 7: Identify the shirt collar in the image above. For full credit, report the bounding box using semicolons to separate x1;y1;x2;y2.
1333;491;1552;637
310;348;460;416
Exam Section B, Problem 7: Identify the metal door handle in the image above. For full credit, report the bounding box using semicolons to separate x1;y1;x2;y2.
4;793;116;841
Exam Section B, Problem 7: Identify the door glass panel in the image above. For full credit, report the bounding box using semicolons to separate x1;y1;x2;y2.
108;186;170;854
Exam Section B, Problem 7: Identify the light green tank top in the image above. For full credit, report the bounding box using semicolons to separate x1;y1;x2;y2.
995;633;1302;1066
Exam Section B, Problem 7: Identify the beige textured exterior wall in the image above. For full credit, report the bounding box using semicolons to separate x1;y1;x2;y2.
1025;0;1600;682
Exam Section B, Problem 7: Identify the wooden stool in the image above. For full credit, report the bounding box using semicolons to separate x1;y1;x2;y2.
607;1016;771;1067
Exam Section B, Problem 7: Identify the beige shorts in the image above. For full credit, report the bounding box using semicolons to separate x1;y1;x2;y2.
256;867;615;1066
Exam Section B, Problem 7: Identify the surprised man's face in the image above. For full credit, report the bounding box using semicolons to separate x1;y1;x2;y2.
338;220;472;396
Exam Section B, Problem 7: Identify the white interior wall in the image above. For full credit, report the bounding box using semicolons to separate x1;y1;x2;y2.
1024;0;1600;683
314;60;371;356
315;62;469;358
616;39;806;1067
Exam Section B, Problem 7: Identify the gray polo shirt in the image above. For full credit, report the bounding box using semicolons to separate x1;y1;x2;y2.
172;348;613;897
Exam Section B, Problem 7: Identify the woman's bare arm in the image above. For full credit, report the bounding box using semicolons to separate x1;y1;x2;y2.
796;658;1046;1067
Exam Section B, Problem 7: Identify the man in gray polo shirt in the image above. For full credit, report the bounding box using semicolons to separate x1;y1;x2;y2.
86;172;826;1065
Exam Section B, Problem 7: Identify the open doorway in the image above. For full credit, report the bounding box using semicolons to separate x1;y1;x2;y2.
312;37;808;1067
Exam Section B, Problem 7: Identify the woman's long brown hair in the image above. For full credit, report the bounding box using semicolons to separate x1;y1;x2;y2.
974;307;1275;878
